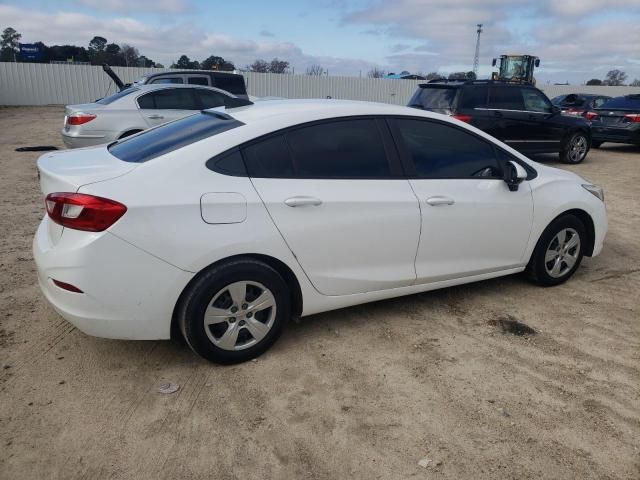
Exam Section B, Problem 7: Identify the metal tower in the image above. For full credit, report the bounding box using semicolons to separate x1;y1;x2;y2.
473;24;483;76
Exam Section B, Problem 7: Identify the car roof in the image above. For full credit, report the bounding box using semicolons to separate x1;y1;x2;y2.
226;98;453;130
145;70;241;77
133;84;234;95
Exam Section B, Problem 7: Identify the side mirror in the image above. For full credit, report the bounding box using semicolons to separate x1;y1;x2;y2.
492;58;497;67
504;161;528;191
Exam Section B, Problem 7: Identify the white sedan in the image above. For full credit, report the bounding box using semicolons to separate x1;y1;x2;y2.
61;84;251;148
35;100;607;364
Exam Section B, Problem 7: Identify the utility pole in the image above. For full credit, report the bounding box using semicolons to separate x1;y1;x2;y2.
473;23;483;77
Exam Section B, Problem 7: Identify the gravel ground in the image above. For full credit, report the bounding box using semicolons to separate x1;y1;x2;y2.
0;106;639;479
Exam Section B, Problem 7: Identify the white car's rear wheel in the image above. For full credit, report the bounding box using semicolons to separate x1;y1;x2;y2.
178;259;290;364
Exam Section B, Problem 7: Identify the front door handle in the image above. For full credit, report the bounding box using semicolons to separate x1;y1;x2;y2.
284;196;323;207
426;196;455;206
147;114;164;120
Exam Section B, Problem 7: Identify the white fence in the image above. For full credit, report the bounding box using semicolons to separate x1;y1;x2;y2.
1;62;639;107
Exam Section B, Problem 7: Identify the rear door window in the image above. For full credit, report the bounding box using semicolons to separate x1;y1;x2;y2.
242;119;392;179
150;76;184;84
196;89;227;109
459;85;489;109
394;118;501;178
188;76;210;86
489;86;525;110
137;88;199;110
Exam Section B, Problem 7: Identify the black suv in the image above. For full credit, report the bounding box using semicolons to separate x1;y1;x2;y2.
408;80;592;164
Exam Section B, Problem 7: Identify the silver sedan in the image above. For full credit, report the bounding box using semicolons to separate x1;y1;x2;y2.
61;84;251;148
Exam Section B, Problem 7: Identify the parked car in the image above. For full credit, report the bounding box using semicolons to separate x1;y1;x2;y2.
588;94;640;148
62;84;252;148
103;64;249;100
408;80;592;164
551;93;611;118
35;100;607;364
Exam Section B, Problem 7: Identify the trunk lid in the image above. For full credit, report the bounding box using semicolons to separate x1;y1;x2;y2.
594;109;639;126
37;146;136;196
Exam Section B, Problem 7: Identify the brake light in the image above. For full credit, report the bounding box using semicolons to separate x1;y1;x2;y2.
45;193;127;232
452;114;472;123
623;114;640;123
565;108;583;116
66;113;96;125
584;111;599;120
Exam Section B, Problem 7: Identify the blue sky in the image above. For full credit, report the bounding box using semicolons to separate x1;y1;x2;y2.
2;0;640;84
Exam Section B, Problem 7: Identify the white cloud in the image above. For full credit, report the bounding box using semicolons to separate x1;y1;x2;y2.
76;0;190;14
0;4;380;75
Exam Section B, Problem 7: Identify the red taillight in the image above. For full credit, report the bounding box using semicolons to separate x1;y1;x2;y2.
452;114;472;123
565;108;583;116
66;113;96;125
45;193;127;232
623;114;640;123
585;111;599;120
52;279;84;293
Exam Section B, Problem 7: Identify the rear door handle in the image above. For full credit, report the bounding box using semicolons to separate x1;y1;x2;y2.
426;196;455;206
284;196;323;207
147;114;164;120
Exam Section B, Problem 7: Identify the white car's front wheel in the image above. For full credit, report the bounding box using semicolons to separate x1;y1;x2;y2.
178;259;290;364
527;214;586;286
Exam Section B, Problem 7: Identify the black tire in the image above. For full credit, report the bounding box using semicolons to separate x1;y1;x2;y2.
119;129;142;139
526;214;586;286
560;131;590;164
591;141;603;148
177;259;291;364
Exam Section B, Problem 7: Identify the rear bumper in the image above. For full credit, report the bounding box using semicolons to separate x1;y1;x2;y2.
592;126;640;145
33;217;193;340
61;130;109;149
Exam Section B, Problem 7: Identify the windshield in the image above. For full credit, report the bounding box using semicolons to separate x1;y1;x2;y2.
500;56;532;80
409;86;458;113
108;111;244;163
96;87;139;105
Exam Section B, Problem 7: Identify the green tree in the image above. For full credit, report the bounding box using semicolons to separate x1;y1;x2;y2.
88;36;108;64
248;59;269;72
586;78;602;86
172;54;199;69
201;55;234;71
269;58;289;74
1;27;22;62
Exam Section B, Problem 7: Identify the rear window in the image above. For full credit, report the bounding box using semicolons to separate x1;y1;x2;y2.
108;112;244;163
96;87;139;105
213;75;246;95
599;96;640;110
459;85;489;109
409;86;458;113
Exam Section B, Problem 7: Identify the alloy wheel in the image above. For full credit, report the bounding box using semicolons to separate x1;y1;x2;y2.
568;135;588;163
204;281;277;351
544;228;581;278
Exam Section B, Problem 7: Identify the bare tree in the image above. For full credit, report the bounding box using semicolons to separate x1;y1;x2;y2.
604;69;627;86
306;64;324;76
367;66;386;78
630;78;640;87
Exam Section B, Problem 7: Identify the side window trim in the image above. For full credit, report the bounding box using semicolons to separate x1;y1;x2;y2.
239;116;405;180
387;115;504;180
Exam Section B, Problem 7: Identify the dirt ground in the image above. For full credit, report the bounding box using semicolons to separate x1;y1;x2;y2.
0;106;638;480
